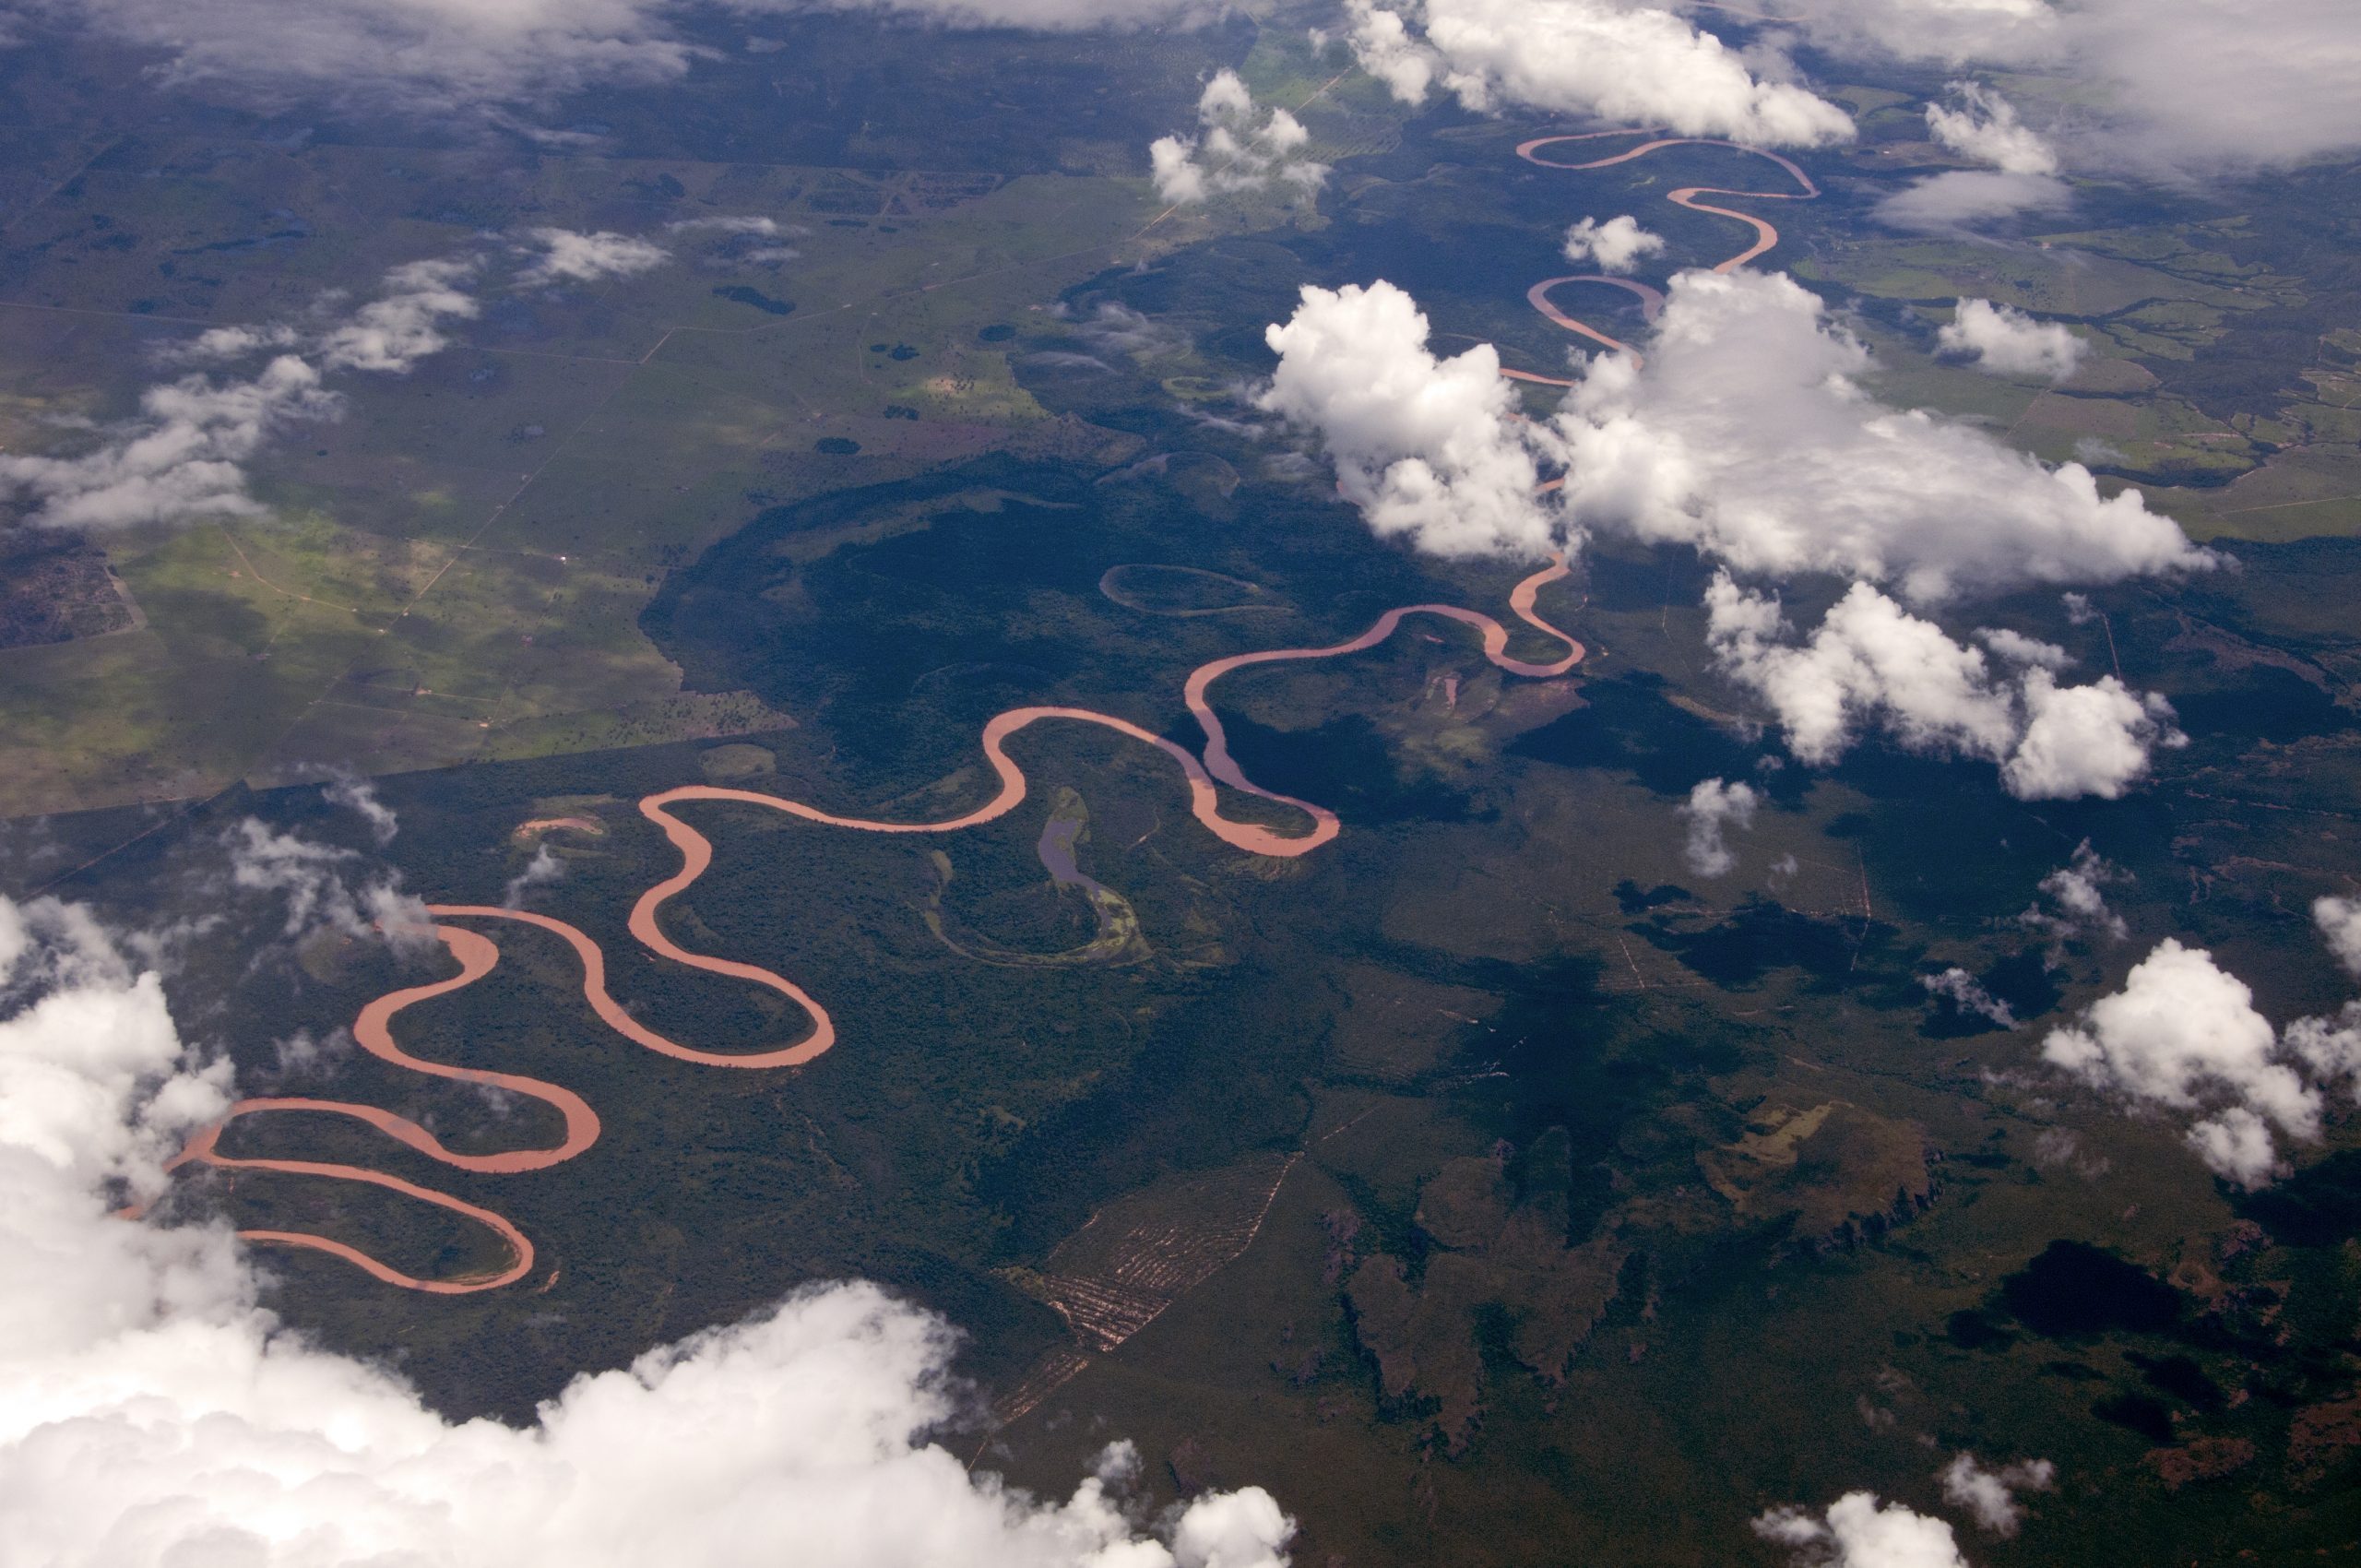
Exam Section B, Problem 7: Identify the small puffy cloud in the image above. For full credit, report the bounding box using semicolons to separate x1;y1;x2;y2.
1339;0;1436;101
1258;280;1564;557
323;775;399;846
157;259;479;377
1150;69;1328;205
1562;215;1665;274
2042;939;2319;1188
2184;1107;2280;1190
157;322;303;365
2286;898;2361;1099
1937;299;2085;381
2003;666;2183;801
5;259;486;531
1342;0;1855;147
1169;1487;1298;1568
4;236;671;534
1704;576;2016;765
1923;967;2016;1028
2285;1004;2361;1099
0;355;338;530
1940;1453;2055;1536
222;819;434;952
319;256;481;373
504;842;566;908
1552;270;2208;604
2023;839;2129;942
0;888;1299;1567
1678;777;1757;878
2314;895;2361;979
1875;169;2070;232
667;214;803;264
1925;80;2057;174
516;227;671;288
1975;626;2071;670
1754;1491;1969;1568
1704;575;2182;799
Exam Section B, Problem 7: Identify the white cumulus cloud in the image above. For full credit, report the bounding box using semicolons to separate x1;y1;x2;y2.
2314;895;2361;979
2284;897;2361;1099
1257;280;1564;558
0;355;339;530
1551;270;2206;604
0;890;1297;1568
1561;215;1666;274
1875;169;2071;232
1342;0;1855;147
0;895;231;1212
1260;270;2203;799
2285;1004;2361;1101
1924;80;2057;174
1764;0;2058;66
2022;839;2129;942
1262;270;2211;606
1678;777;1757;878
319;257;482;373
2004;666;2183;801
2042;939;2320;1188
6;237;666;532
1703;574;2183;800
1937;299;2085;381
156;322;303;366
160;255;484;379
1974;626;2070;670
1754;1491;1969;1568
1940;1453;2054;1537
1150;70;1328;206
221;819;435;952
516;227;671;288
